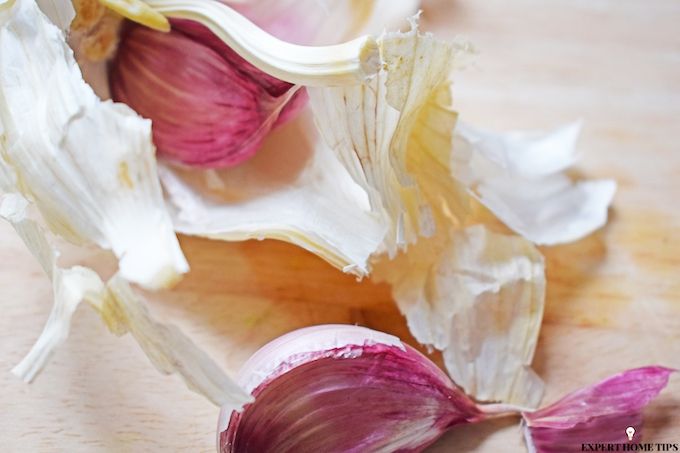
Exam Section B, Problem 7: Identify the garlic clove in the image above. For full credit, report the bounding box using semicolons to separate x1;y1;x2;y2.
452;122;617;246
220;325;484;453
0;0;188;290
110;19;305;168
522;367;675;452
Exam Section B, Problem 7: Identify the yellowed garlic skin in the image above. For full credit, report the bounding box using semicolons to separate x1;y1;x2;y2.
110;19;306;168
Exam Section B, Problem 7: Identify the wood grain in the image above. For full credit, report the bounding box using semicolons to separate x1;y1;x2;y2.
1;0;679;451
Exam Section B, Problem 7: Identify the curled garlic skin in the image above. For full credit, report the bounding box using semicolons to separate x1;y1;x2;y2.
141;0;381;86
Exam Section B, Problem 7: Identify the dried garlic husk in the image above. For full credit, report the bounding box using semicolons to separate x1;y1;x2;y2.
453;122;617;245
0;0;187;290
374;225;546;407
309;17;470;254
0;192;249;410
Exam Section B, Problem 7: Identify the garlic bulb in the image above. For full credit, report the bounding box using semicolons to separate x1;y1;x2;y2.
111;19;307;168
219;325;485;453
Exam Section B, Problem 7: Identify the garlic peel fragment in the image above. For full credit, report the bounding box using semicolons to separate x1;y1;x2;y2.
145;0;380;86
0;0;188;290
309;17;470;254
1;192;250;409
36;0;74;29
100;274;253;410
159;112;386;277
453;122;617;245
98;0;170;32
376;225;546;408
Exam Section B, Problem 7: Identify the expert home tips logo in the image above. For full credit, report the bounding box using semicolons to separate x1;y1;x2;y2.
581;426;679;451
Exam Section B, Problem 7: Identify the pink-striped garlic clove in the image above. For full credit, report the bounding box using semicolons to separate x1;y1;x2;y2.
110;19;306;169
219;325;484;453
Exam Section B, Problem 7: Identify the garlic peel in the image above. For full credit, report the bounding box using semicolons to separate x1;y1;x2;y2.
145;0;380;86
309;17;469;254
159;112;386;277
453;122;617;245
100;274;252;409
98;0;170;32
375;225;546;408
36;0;74;29
0;191;249;409
0;0;188;290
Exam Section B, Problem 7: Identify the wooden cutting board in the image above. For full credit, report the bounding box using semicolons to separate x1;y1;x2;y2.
1;0;678;451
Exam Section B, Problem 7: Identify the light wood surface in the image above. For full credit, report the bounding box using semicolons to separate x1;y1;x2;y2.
1;0;679;451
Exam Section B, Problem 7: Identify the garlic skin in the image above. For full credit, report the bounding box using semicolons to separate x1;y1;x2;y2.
111;19;306;168
0;0;188;290
452;122;617;246
144;0;380;87
219;325;483;453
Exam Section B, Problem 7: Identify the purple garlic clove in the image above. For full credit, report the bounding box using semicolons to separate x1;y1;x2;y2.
219;325;484;453
110;19;306;169
522;366;675;452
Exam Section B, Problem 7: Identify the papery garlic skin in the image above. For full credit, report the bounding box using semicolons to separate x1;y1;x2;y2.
0;0;188;290
111;19;306;168
453;122;617;245
159;110;387;277
0;194;250;410
375;225;546;408
220;325;483;453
